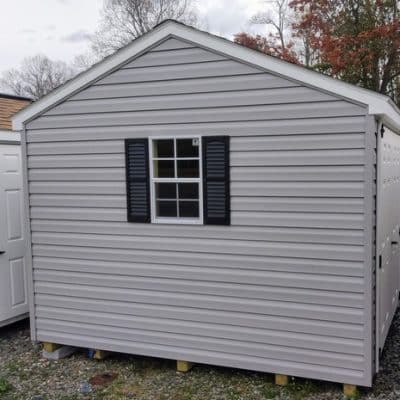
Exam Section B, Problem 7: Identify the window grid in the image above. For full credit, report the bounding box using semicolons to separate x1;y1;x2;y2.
149;136;203;224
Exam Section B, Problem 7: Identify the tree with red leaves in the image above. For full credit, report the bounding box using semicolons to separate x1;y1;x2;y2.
233;32;299;64
235;0;400;104
291;0;400;101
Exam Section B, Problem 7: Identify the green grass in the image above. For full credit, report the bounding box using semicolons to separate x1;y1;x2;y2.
0;377;13;396
262;383;281;399
282;380;321;400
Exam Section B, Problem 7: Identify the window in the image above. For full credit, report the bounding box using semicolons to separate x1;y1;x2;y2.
125;136;230;225
149;137;203;224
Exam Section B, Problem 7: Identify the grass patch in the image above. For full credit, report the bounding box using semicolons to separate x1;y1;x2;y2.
282;379;321;400
262;383;281;399
0;377;13;396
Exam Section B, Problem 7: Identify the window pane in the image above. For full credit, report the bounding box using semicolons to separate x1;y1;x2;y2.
179;201;199;218
157;200;177;217
177;138;199;157
178;183;198;199
153;160;174;178
177;160;199;178
154;139;174;158
156;183;176;199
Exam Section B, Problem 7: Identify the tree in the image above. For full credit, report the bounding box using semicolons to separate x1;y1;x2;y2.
234;32;299;64
72;52;102;74
250;0;291;52
0;55;76;100
235;0;299;64
290;0;400;97
92;0;198;58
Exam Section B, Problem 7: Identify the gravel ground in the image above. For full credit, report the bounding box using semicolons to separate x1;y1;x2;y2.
1;312;400;400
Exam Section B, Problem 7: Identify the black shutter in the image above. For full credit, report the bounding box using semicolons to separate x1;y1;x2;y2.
202;136;230;225
125;139;150;223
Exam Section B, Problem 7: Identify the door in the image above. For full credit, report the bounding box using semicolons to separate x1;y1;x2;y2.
0;143;28;324
377;126;400;357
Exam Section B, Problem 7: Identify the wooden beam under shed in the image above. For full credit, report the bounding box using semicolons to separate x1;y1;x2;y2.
275;374;288;386
43;342;61;353
176;360;193;372
94;350;110;360
343;384;358;398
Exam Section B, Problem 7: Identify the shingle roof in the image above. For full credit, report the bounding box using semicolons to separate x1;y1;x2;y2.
0;94;31;130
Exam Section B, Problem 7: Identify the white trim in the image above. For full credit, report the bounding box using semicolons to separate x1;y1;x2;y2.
149;135;203;225
12;20;400;132
0;130;20;143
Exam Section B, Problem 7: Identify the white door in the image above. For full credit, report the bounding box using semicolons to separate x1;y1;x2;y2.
377;126;400;356
0;143;28;325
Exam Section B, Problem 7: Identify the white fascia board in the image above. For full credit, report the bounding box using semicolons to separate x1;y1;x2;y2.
12;22;176;131
0;129;20;143
12;20;400;131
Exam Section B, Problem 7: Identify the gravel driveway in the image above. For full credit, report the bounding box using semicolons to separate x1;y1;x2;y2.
1;312;400;400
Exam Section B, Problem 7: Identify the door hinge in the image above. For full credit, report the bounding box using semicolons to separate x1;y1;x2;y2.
379;255;382;269
381;125;385;138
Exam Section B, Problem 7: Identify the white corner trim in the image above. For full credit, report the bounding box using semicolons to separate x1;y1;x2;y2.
12;20;400;131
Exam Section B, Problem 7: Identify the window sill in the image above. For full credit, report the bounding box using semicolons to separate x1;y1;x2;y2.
151;217;203;225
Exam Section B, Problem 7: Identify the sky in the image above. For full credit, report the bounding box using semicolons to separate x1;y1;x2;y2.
0;0;267;75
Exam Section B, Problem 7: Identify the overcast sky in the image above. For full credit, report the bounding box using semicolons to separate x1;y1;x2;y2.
0;0;267;75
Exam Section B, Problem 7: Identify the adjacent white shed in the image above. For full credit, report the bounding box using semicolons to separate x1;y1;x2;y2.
0;92;31;327
12;20;400;388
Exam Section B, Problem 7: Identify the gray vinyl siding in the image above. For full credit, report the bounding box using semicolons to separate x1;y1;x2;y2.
25;37;372;385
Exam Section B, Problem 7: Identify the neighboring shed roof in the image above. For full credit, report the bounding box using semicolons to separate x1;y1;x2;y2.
0;93;31;130
12;20;400;132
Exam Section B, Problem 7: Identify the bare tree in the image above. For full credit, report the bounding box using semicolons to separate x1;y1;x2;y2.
0;55;76;100
92;0;198;58
250;0;318;67
72;52;102;74
250;0;291;51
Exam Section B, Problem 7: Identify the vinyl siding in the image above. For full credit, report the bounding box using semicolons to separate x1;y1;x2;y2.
25;37;372;385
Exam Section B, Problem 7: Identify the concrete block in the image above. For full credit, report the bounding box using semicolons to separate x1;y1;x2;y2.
43;345;77;360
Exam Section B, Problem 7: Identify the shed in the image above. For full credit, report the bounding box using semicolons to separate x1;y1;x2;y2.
0;93;31;327
12;20;400;388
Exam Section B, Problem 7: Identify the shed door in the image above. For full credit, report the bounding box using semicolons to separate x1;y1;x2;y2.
377;126;400;352
0;144;28;324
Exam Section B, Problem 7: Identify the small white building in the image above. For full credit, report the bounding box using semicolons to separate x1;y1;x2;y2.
0;93;30;327
12;21;400;389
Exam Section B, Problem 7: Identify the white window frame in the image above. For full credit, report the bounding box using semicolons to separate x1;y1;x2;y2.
149;136;203;225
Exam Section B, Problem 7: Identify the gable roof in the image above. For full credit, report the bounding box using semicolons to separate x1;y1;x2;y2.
12;19;400;132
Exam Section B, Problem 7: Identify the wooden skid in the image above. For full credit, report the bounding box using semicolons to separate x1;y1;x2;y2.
177;360;193;373
275;374;289;386
343;384;358;398
94;349;110;360
43;342;61;352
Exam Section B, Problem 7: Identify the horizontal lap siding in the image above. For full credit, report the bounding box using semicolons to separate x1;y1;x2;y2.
25;37;370;385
